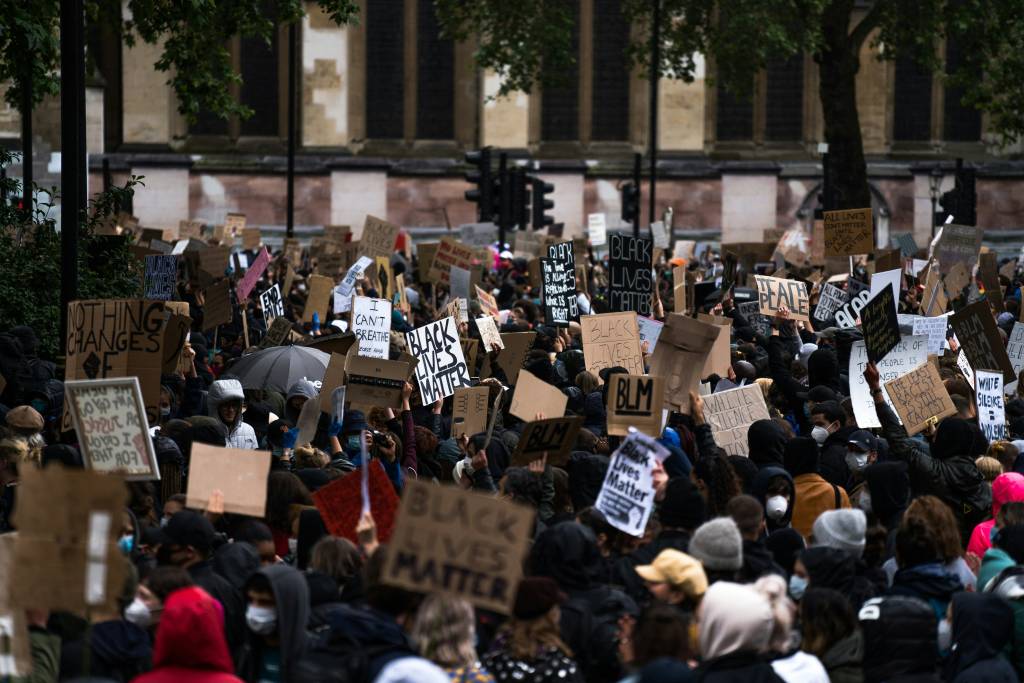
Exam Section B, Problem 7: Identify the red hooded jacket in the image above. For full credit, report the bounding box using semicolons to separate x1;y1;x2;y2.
131;586;243;683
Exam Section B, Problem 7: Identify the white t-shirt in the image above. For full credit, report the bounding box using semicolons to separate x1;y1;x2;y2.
374;656;450;683
771;651;830;683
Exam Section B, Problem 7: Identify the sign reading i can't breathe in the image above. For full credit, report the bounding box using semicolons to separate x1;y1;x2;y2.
407;317;471;404
351;296;392;359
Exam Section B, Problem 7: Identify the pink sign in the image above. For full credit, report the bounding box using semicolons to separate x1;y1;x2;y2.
235;246;270;301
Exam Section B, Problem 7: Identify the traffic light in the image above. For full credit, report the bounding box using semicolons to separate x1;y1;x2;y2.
532;176;555;229
464;147;493;222
511;168;531;230
621;181;639;227
940;159;977;226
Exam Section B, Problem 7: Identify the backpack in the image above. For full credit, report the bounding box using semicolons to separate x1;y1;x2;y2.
291;627;415;683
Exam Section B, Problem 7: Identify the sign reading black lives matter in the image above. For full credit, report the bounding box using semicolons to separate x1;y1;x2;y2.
541;258;572;326
595;431;669;537
548;241;579;322
259;284;285;322
608;233;653;316
407;317;471;404
144;255;178;300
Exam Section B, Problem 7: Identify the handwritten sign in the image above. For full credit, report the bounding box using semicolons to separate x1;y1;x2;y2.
912;315;949;356
475;285;499;320
606;374;665;437
383;479;534;614
358;215;400;260
637;316;664;355
588;213;607;247
950;301;1016;383
884;362;957;436
737;300;772;337
648;313;719;411
407;317;471;404
236;246;270;301
581;312;644;376
595;432;669;537
65;378;160;480
351;296;391;359
452;386;490;439
548;241;578;306
824;208;873;256
476;315;504;351
511;416;585;467
754;275;810;321
143;255;178;300
429;236;475;285
260;283;285;322
849;335;928;429
977;370;1006;441
701;384;771;456
186;444;271;517
608;233;654;316
541;258;574;326
333;256;374;315
1006;322;1024;395
861;287;901;363
813;283;849;325
935;224;982;274
459;222;498;246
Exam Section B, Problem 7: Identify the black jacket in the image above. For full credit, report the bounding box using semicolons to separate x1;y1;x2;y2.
737;538;786;583
819;425;858;489
189;559;246;660
695;650;786;683
59;619;151;682
946;592;1017;683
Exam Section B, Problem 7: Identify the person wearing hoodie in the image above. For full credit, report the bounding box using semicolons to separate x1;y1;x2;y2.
865;362;991;543
977;524;1024;674
694;581;785;682
130;586;245;683
786;437;851;541
944;592;1017;683
751;466;805;575
207;379;259;449
858;595;940;683
966;471;1024;559
747;420;787;470
237;564;310;683
752;575;830;683
810;400;857;489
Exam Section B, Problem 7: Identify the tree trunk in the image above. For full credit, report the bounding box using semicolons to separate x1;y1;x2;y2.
818;1;872;210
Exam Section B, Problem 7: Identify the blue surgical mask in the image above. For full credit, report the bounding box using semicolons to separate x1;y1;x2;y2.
118;534;134;554
992;525;1001;543
789;574;808;601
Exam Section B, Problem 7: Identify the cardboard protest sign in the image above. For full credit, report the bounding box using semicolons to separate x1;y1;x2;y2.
396;273;410;314
607;374;665;437
261;316;293;348
351;296;391;359
459;222;498;246
595;432;669;537
895;232;919;258
9;467;128;613
450;266;471;302
861;287;901;363
65;299;169;428
303;274;334;323
648;314;719;411
241;227;261;250
701;384;772;456
65;378;161;480
223;212;246;238
186;444;271;517
334;256;374;314
849;336;928;429
260;283;285;322
608;233;654;316
813;283;849;325
884;362;957;436
407;317;471;404
637;316;664;355
383;479;534;614
950;301;1016;383
1006;322;1024;394
549;241;577;284
374;256;395;301
481;331;536;385
935;224;982;274
316;352;347;414
202;280;232;331
737;300;772;337
476;285;499;320
313;460;399;544
976;370;1006;441
429;236;475;285
345;353;409;409
912;315;949;356
754;275;810;321
979;252;1005;313
476;315;504;351
452;386;490;438
697;313;733;378
358;215;400;260
509;369;568;422
921;266;948;316
581;312;644;377
236;246;271;301
541;257;575;326
144;255;178;300
511;416;585;467
588;213;607;247
179;219;203;240
198;245;231;279
824;208;873;257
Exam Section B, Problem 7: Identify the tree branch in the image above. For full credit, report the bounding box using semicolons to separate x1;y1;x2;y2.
849;1;885;52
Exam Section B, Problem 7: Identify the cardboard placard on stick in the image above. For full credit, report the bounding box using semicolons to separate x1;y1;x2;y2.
824;208;873;257
481;331;536;385
581;312;644;377
345;353;409;410
935;224;982;274
648;313;720;411
429;236;475;285
979;252;1005;313
509;369;568;422
260;284;285;322
511;416;585;467
236;246;271;301
203;280;232;331
754;275;810;321
476;285;499;320
313;460;399;544
861;287;901;363
186;444;271;517
452;386;490;438
697;313;733;377
884;362;957;436
65;378;161;480
950;301;1016;383
224;213;246;237
606;374;665;437
476;315;504;351
701;384;771;456
303;274;334;323
382;479;535;614
407;318;471;404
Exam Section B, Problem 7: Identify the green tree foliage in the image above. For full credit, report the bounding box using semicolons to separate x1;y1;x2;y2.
0;150;145;360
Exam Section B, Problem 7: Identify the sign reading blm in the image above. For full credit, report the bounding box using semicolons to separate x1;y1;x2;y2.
608;233;653;316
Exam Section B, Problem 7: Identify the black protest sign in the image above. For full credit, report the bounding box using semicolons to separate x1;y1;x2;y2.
606;374;665;437
861;287;901;363
407;318;472;404
541;258;572;326
547;241;579;323
950;301;1016;383
813;283;850;326
143;255;178;300
511;416;585;467
608;233;653;316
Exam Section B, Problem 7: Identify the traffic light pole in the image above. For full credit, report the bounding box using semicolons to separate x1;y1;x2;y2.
60;0;84;355
647;0;660;232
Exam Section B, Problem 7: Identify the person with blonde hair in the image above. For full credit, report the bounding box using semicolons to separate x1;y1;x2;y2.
482;577;582;683
411;594;493;682
975;456;1003;483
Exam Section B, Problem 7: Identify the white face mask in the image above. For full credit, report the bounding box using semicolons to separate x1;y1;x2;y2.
246;605;277;635
811;426;830;445
287;537;298;556
124;598;151;628
766;495;789;521
845;451;869;472
789;574;808;601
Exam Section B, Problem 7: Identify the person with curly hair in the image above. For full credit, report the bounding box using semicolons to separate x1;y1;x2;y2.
412;594;495;682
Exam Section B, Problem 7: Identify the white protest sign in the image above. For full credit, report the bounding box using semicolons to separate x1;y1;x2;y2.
351;296;392;359
1006;322;1024;395
637;316;664;355
65;378;161;481
849;335;928;428
701;384;771;456
976;370;1006;441
259;284;285;322
870;268;902;314
333;256;374;314
650;221;669;249
594;431;669;537
957;349;975;389
407;317;472;404
450;266;471;301
912;315;949;356
588;213;607;247
476;315;504;351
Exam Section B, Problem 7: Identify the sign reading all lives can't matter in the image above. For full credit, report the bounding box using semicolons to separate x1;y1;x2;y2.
65;377;161;480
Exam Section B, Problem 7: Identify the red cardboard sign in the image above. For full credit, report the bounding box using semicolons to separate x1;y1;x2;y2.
312;459;399;544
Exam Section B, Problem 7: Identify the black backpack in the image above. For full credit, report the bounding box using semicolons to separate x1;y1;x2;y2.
291;628;415;683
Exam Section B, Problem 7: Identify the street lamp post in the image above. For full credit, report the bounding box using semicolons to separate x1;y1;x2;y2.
929;166;943;239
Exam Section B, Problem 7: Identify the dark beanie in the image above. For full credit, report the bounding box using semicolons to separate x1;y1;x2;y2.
658;477;707;530
784;436;820;477
513;576;566;620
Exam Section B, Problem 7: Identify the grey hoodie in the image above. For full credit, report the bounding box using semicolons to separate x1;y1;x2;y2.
285;379;319;424
208;379;259;449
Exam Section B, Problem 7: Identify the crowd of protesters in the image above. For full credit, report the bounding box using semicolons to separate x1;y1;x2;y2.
2;233;1024;683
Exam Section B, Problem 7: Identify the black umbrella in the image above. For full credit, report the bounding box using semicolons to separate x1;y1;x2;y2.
229;345;330;393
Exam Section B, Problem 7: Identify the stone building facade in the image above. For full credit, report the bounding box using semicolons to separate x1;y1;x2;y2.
3;1;1024;250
